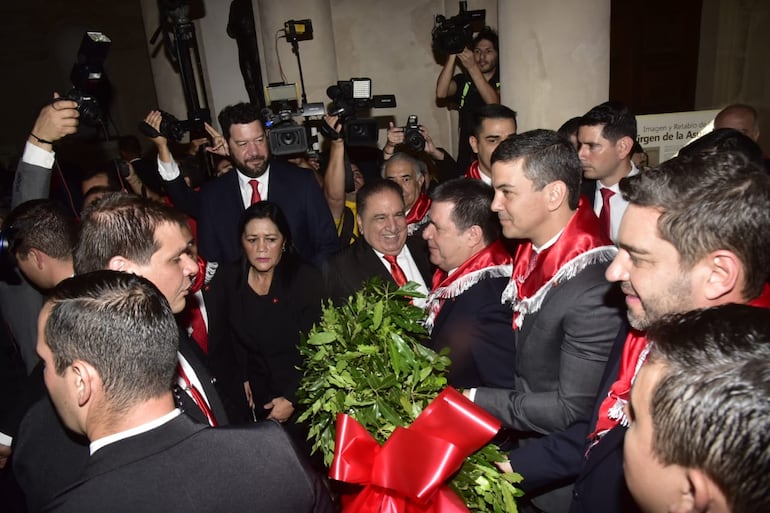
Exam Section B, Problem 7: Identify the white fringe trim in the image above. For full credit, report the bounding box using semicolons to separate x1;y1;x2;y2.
407;215;430;236
502;246;617;329
423;264;512;333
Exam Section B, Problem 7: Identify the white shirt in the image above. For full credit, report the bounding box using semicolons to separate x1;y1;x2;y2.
592;162;640;243
157;157;271;208
236;167;269;207
89;409;181;455
22;141;55;168
372;245;429;308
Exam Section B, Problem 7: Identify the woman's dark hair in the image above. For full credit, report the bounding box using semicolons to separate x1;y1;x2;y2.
238;201;301;283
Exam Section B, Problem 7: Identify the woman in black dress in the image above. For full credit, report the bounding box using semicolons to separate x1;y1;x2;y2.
207;201;322;426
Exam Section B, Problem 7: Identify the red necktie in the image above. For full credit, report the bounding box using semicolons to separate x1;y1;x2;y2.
383;254;408;287
177;363;218;426
249;179;261;205
187;303;208;354
599;188;615;239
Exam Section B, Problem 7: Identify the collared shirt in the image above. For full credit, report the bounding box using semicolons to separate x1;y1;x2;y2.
236;167;270;208
89;409;181;455
372;245;429;308
176;350;212;410
157;157;271;209
592;162;640;242
22;141;55;168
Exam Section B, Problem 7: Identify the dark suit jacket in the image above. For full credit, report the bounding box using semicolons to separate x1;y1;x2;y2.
474;262;624;513
165;160;339;267
428;276;516;389
502;325;637;513
12;334;228;512
321;236;433;305
40;415;334;513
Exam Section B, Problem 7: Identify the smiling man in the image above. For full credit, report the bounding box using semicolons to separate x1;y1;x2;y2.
422;178;513;389
492;150;770;513
467;129;622;512
321;180;432;305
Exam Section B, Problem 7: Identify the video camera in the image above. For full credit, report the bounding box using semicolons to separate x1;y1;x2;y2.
261;83;325;156
322;78;396;147
60;31;112;125
432;1;486;55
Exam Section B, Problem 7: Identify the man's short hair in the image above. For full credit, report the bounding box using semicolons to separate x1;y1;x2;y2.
73;193;189;274
557;116;582;141
472;26;499;52
678;128;764;168
491;129;583;210
471;104;518;138
45;270;179;410
355;179;404;218
380;152;427;179
3;200;77;260
646;305;770;513
218;102;263;140
430;178;500;244
579;101;638;143
619;152;770;299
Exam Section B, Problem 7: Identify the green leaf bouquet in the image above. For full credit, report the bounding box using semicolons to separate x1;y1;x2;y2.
297;279;523;512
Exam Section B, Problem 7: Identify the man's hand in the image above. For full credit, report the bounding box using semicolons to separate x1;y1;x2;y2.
495;459;514;474
29;92;79;148
456;48;478;73
264;396;294;423
420;125;444;161
143;110;168;146
204;122;229;157
384;122;404;159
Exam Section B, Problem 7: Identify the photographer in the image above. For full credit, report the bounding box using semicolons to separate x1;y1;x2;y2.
323;115;364;246
383;121;461;182
435;27;502;172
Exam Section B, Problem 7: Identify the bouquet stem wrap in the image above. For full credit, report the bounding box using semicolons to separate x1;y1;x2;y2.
330;387;502;512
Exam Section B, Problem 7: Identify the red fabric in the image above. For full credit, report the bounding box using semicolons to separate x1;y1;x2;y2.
181;256;208;353
330;387;501;513
249;179;261;205
384;255;408;287
463;161;482;180
590;328;647;440
426;240;512;328
598;188;615;239
406;193;431;227
177;363;218;426
589;283;770;443
509;197;612;328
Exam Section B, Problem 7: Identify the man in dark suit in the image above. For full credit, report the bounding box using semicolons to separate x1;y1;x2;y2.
36;271;333;513
470;130;624;512
322;180;432;305
577;102;638;243
422;178;514;389
150;104;339;268
12;194;230;511
494;151;770;513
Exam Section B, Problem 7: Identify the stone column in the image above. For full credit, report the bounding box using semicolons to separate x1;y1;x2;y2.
498;0;611;131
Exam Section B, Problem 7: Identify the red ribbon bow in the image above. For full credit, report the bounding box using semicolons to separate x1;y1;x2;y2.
330;387;502;513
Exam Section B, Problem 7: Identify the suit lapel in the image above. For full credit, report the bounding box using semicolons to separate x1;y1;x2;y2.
177;334;229;425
